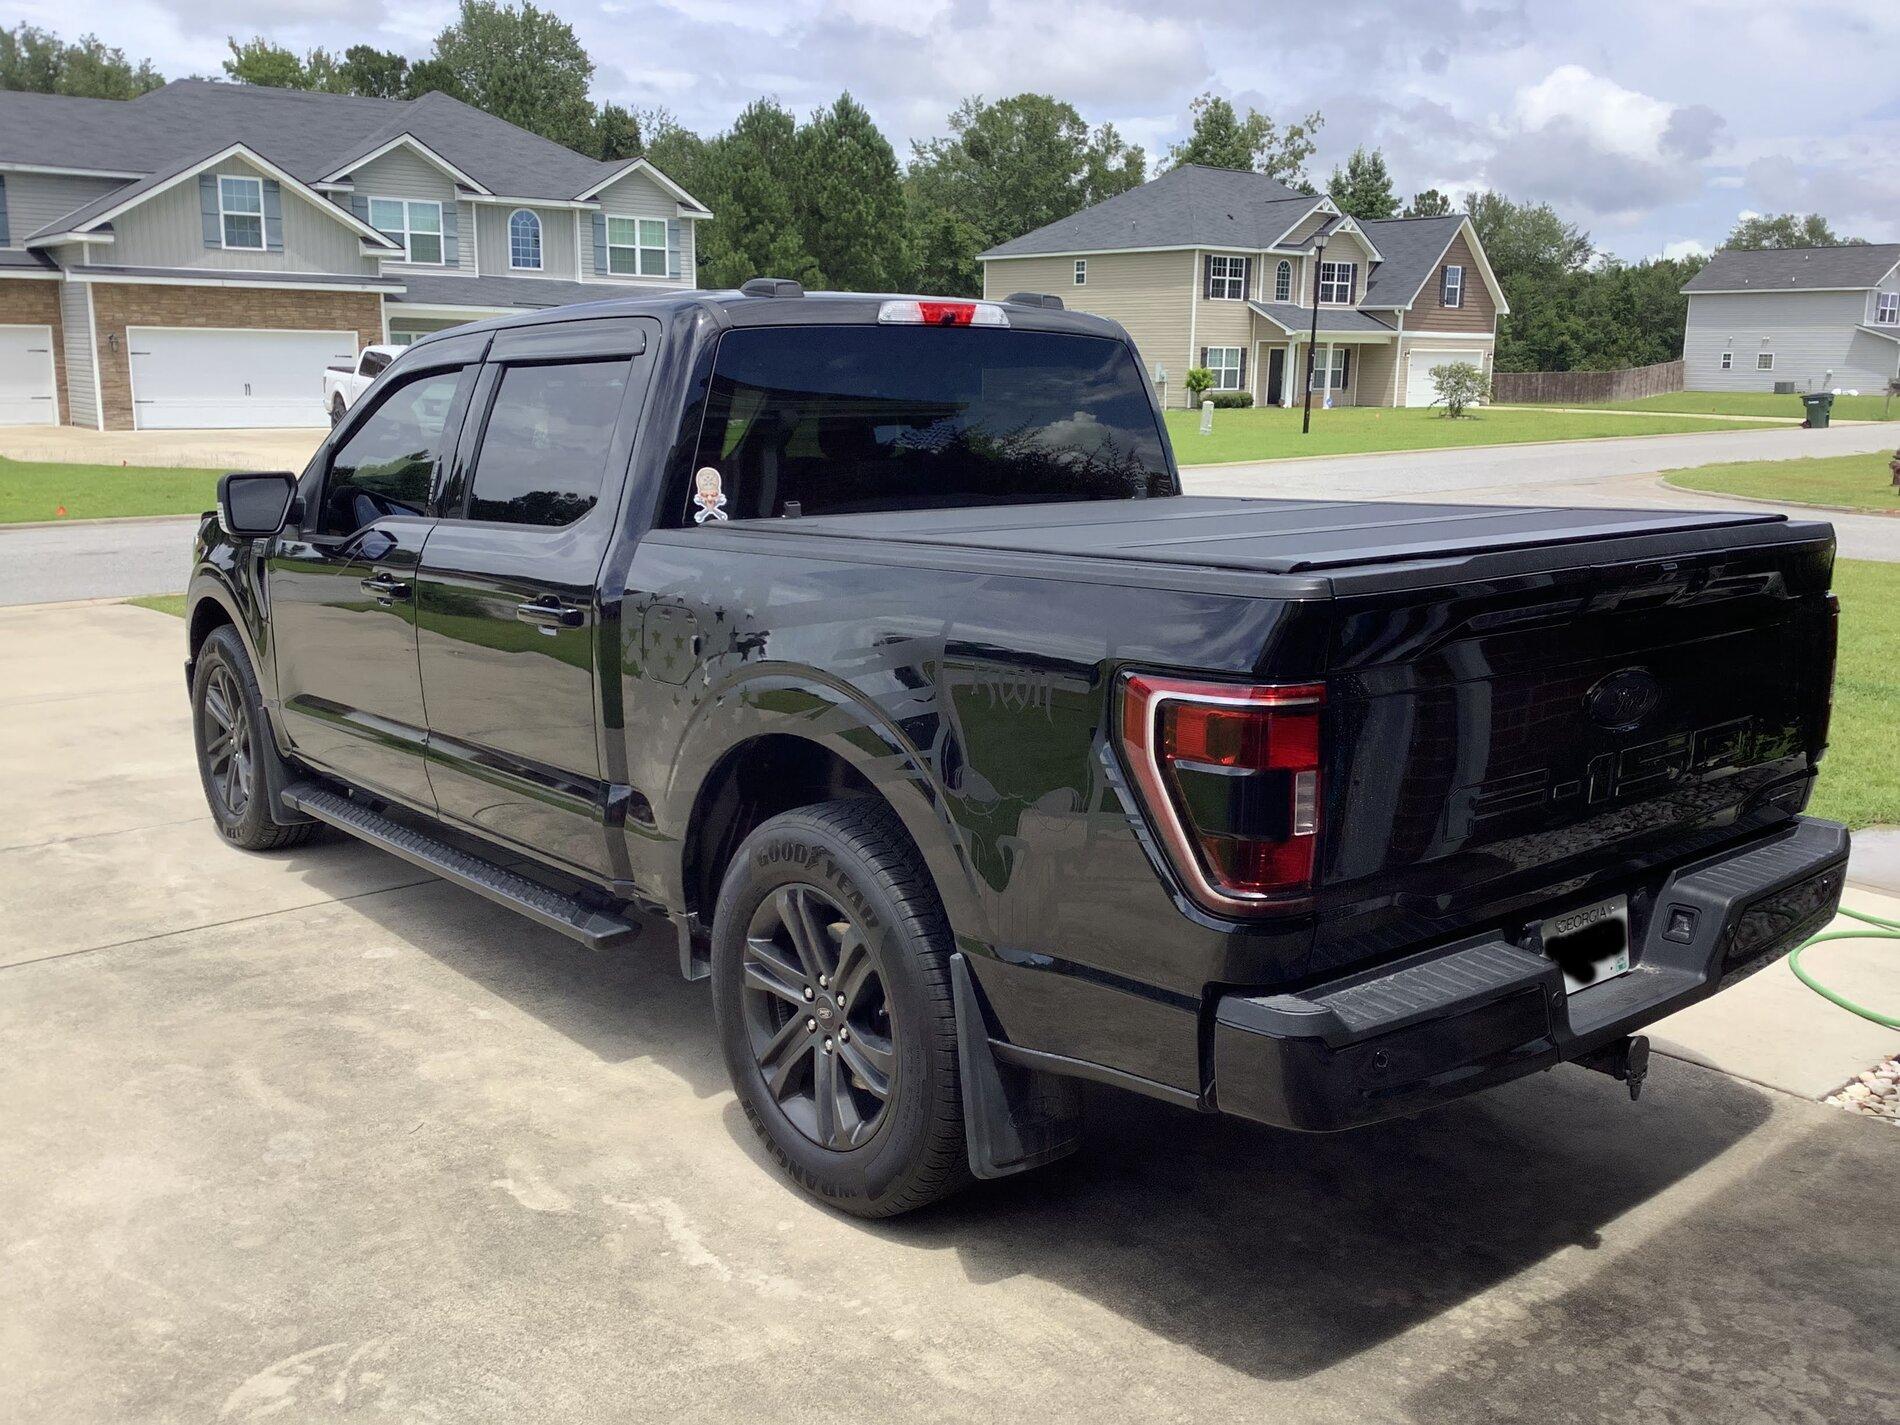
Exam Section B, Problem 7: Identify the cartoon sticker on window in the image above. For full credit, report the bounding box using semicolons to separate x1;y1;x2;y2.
692;466;728;523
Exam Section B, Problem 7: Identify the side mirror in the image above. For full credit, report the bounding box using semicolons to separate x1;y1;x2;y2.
218;471;298;538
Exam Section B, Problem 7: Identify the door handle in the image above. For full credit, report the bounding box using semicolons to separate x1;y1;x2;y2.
360;574;410;604
515;598;585;629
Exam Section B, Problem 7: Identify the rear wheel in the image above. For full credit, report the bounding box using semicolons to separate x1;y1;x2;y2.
712;798;968;1217
192;626;315;851
330;395;346;427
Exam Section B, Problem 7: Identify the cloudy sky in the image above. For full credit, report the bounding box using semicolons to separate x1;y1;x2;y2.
18;0;1899;260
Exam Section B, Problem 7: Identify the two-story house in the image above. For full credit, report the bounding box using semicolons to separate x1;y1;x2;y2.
978;163;1505;410
1679;244;1900;393
0;79;710;429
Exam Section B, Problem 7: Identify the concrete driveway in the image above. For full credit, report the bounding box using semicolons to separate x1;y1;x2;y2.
4;600;1897;1424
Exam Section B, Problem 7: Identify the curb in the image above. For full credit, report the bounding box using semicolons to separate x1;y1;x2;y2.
1;512;206;532
1659;477;1900;519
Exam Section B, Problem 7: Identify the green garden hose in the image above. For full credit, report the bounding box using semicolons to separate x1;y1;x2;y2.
1789;906;1900;1029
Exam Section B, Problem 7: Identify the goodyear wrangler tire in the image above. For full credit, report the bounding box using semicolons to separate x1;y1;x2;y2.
711;798;969;1217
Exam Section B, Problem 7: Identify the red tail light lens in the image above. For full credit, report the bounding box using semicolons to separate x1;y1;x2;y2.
1118;673;1325;914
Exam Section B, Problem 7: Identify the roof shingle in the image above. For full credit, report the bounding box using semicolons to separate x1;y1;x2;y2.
1682;244;1900;294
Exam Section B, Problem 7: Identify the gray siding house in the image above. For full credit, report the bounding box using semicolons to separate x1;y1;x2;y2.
0;81;711;429
1680;244;1900;393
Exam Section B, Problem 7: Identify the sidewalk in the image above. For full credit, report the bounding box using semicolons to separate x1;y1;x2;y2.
0;426;324;470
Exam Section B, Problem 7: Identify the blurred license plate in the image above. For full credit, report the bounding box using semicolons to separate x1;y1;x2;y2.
1539;895;1631;994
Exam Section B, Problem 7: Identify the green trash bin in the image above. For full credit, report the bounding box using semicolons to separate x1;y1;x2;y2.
1801;392;1834;428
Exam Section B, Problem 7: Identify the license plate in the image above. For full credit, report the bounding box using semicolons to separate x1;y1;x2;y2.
1538;895;1631;994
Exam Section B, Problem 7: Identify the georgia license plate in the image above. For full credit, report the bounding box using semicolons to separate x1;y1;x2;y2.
1539;895;1632;994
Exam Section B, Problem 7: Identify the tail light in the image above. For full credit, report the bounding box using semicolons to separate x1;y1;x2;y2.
1118;673;1325;915
878;299;1009;328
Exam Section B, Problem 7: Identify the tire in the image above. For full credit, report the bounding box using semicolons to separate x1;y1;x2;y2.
712;798;969;1217
192;625;315;852
330;396;346;427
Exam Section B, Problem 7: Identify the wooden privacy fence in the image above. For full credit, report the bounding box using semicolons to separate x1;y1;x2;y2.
1492;359;1685;406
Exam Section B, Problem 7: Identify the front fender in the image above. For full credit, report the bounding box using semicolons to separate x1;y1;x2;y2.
661;662;991;947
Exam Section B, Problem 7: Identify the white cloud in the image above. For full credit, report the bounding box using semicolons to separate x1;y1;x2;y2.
1657;238;1710;261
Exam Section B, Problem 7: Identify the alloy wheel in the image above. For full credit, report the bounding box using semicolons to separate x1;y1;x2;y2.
201;662;255;820
740;883;897;1151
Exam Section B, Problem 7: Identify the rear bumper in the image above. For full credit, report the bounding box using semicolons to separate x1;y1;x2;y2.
1212;816;1849;1131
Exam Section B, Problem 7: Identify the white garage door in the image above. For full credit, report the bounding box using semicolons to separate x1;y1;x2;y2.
0;325;59;426
1405;349;1483;408
129;327;356;430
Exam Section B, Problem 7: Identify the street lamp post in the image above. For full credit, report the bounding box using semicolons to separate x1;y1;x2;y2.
1302;233;1327;436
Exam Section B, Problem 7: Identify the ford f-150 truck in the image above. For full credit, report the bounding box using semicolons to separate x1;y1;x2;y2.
187;282;1849;1217
322;344;401;426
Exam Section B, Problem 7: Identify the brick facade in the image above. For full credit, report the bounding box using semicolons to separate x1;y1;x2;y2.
86;283;383;430
0;278;68;424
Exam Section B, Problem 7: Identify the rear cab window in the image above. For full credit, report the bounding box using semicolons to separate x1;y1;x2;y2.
684;325;1173;524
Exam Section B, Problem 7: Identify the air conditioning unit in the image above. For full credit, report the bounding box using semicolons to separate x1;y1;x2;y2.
1772;380;1796;395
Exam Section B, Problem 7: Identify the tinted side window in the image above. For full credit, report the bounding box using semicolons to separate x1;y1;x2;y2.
465;360;628;527
360;350;392;378
321;369;465;536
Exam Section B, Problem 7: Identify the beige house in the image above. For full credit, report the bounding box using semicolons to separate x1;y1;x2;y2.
979;164;1505;410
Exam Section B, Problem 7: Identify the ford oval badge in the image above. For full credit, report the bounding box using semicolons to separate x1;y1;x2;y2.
1586;668;1661;730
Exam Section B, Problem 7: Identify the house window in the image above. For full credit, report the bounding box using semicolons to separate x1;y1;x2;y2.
1205;254;1246;301
1757;352;1775;371
1202;346;1244;391
1311;347;1352;390
218;175;264;250
1441;264;1464;308
1318;260;1357;304
1720;351;1733;370
369;198;444;265
1274;260;1291;302
1877;292;1899;325
508;209;542;270
1073;259;1087;286
607;216;668;277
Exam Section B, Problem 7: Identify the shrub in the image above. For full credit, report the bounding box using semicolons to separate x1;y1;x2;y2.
1209;390;1253;408
1184;366;1214;402
1429;361;1491;419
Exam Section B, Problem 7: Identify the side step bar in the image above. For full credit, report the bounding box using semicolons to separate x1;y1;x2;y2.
282;782;642;951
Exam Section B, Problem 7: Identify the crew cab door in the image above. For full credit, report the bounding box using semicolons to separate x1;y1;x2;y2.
269;346;480;810
414;318;653;878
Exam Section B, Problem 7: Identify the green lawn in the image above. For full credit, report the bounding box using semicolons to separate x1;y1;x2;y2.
1531;391;1900;422
0;456;219;525
1663;452;1900;514
127;594;187;618
1810;559;1899;829
1164;404;1759;465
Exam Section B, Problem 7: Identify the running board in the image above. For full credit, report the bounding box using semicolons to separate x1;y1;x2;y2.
281;782;642;951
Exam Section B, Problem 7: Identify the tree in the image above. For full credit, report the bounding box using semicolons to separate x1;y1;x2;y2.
906;93;1145;295
594;103;641;161
1725;212;1864;249
909;202;983;297
797;93;910;291
402;58;469;103
1403;188;1452;218
2;24;164;98
221;37;350;92
340;45;410;98
693;100;818;290
1429;361;1490;418
1326;146;1397;221
431;0;597;149
1184;367;1214;403
1462;190;1597;372
1165;93;1322;187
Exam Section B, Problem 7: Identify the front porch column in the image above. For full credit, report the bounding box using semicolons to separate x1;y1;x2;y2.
1284;341;1297;407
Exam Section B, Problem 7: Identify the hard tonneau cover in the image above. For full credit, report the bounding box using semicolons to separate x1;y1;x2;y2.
742;495;1814;576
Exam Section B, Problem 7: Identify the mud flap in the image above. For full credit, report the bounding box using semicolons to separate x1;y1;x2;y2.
950;952;1084;1179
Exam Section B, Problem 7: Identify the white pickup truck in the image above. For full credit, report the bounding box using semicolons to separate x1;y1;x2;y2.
321;344;401;425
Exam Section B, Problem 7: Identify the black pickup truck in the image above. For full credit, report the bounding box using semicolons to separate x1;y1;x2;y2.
187;283;1849;1216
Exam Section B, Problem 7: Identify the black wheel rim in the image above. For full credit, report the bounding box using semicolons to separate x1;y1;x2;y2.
201;663;254;820
741;883;896;1151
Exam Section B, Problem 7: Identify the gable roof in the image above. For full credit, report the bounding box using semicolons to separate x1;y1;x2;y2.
0;80;703;209
1355;215;1467;307
1682;243;1900;294
979;164;1319;259
25;142;401;250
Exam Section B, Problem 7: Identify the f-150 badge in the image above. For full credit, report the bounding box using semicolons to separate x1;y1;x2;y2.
693;467;729;523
